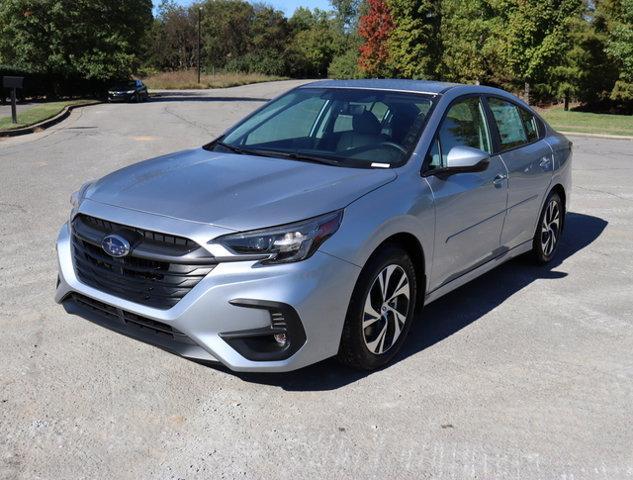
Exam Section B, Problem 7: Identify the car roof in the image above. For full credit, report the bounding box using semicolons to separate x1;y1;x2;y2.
300;79;462;95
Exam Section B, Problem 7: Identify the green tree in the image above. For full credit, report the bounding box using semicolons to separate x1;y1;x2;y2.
286;8;339;77
0;0;152;83
387;0;442;79
549;4;618;107
199;0;293;75
331;0;363;33
250;3;290;53
605;0;633;102
228;3;291;75
146;0;197;71
199;0;254;68
502;0;584;104
439;0;508;85
329;49;364;78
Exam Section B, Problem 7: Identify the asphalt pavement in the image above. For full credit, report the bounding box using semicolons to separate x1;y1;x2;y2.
0;80;631;479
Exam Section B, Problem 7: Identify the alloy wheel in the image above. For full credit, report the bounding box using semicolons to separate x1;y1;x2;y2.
362;264;411;355
541;199;561;256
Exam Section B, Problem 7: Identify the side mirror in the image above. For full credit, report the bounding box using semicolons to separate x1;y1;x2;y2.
444;146;490;173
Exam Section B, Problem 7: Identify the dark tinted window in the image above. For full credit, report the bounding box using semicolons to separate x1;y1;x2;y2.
429;97;491;168
112;81;136;90
488;97;528;150
519;107;539;142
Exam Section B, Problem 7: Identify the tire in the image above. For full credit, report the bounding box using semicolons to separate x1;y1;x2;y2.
337;245;418;370
531;191;563;265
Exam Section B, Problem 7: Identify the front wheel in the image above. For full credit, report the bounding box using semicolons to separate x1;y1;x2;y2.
338;246;417;370
531;191;563;264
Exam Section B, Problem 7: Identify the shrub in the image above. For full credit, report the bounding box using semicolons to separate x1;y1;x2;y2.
328;50;364;79
225;51;288;76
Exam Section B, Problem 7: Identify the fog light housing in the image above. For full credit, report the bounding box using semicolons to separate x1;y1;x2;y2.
220;299;307;361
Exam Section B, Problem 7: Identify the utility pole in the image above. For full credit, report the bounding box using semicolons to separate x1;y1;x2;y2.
197;7;202;85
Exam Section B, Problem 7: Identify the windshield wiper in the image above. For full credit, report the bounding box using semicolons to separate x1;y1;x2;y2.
211;142;343;166
263;150;343;167
213;141;243;154
213;141;287;159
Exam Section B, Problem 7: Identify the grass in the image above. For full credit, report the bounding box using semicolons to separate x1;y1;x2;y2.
0;99;95;131
141;70;286;90
539;105;633;137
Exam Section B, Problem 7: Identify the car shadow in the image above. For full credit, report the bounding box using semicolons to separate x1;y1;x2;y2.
205;212;607;391
148;92;269;103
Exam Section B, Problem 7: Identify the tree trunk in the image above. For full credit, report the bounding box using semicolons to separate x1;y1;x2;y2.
564;91;570;111
524;81;531;106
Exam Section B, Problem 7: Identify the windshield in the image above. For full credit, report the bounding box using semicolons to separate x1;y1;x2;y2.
111;81;136;90
209;88;434;168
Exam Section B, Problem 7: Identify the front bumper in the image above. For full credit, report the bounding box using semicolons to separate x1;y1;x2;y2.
55;211;360;372
107;92;135;102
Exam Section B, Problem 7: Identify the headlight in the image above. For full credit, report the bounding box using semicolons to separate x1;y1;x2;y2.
70;181;94;220
214;210;343;265
126;90;135;94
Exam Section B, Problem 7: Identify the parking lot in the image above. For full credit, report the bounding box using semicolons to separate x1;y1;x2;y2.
1;80;632;479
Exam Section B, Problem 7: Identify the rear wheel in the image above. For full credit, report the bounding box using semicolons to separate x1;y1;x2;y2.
531;191;563;264
338;246;417;370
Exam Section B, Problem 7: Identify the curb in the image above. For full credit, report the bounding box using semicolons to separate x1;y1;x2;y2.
0;101;101;137
559;131;633;141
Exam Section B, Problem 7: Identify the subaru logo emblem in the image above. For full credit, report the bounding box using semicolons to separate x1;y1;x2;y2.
101;234;131;258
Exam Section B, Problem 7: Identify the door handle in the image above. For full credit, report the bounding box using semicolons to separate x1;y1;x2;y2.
493;173;507;187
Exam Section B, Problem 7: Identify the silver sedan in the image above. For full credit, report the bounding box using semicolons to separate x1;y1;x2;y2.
55;79;572;371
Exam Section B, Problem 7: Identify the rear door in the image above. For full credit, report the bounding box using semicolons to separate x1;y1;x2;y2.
485;97;554;249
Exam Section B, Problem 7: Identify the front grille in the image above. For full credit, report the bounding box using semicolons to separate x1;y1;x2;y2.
68;293;196;345
71;214;216;309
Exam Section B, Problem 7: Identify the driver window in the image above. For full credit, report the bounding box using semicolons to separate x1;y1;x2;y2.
431;97;492;168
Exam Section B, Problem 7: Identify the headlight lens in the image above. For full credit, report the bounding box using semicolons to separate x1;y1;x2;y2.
126;90;135;94
214;210;343;265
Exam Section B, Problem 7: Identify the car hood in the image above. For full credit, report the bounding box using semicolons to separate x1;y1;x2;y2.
85;148;397;231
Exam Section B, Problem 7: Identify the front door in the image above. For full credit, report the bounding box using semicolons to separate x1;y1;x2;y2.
424;96;509;291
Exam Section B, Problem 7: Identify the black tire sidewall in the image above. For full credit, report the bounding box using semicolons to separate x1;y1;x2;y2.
339;246;418;370
533;192;563;264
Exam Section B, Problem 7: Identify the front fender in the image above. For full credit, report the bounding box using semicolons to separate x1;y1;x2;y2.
320;173;435;292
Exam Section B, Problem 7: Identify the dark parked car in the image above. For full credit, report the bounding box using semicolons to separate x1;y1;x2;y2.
107;80;149;103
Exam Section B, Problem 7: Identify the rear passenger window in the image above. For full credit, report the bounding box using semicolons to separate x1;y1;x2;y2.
519;108;539;142
487;98;528;150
